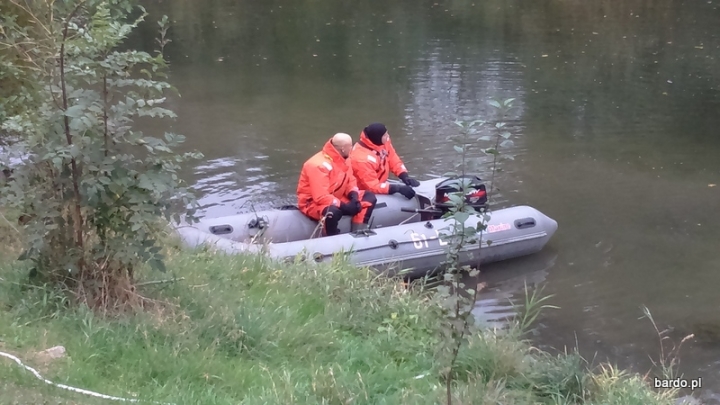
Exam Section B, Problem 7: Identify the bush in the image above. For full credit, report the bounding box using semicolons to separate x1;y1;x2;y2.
0;0;203;311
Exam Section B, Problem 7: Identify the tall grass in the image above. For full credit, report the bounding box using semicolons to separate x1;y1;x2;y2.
0;233;686;404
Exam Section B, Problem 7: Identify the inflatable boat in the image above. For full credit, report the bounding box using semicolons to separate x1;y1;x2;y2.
173;175;558;279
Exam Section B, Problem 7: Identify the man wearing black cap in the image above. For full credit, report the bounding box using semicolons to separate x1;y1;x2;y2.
348;123;420;200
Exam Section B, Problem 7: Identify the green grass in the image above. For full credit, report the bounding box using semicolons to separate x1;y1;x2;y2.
0;231;686;405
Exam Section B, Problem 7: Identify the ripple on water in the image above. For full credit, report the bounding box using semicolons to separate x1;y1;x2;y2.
190;156;286;217
471;250;557;330
397;46;530;209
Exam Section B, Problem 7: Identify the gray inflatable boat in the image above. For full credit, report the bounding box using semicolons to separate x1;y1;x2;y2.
174;175;558;279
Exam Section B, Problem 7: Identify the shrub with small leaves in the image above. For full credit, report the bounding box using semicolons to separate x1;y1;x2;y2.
433;98;518;405
0;0;203;311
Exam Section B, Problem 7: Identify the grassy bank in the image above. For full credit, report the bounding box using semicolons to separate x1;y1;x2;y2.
0;228;683;405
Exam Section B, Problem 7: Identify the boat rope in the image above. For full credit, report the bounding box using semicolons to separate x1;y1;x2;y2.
310;212;329;239
399;212;419;225
249;216;269;244
0;350;175;405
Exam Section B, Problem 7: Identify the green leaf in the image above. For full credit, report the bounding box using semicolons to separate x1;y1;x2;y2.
488;100;501;109
454;211;470;224
64;104;85;118
435;285;451;297
17;249;31;261
453;145;463;153
70;144;82;158
138;174;153;190
503;98;516;106
448;193;464;206
148;258;167;273
501;132;511;139
469;269;480;277
500;140;514;148
477;135;492;141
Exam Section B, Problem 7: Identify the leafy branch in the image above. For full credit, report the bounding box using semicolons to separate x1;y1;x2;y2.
0;0;203;312
434;98;541;404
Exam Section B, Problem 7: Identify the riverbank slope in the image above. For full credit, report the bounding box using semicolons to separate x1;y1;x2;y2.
0;220;684;405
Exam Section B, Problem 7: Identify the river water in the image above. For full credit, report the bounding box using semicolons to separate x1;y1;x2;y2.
129;0;720;401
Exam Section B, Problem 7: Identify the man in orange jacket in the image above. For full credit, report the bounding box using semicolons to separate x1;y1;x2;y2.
349;123;420;200
297;133;377;236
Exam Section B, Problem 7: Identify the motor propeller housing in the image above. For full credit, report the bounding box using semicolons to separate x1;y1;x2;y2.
433;174;488;216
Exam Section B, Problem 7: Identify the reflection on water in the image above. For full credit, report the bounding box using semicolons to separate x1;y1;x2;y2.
183;40;526;216
191;155;285;214
401;42;529;209
172;39;533;218
0;137;30;168
471;250;557;330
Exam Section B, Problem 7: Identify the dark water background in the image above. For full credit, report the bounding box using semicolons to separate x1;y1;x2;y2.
127;0;720;401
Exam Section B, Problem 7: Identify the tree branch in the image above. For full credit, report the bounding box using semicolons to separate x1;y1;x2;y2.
136;277;185;287
9;0;53;37
59;0;88;269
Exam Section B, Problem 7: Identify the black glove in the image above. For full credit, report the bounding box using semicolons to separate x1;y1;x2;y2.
340;200;361;216
389;184;416;199
398;172;420;187
348;191;359;202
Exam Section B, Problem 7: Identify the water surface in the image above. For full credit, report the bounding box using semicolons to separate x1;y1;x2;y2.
130;0;720;401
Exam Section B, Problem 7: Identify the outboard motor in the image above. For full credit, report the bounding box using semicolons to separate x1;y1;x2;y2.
433;175;488;216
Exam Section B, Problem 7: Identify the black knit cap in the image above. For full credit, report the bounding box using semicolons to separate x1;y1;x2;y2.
364;123;387;146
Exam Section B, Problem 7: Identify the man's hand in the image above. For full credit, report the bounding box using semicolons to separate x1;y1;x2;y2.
389;184;416;199
398;172;420;187
340;200;361;216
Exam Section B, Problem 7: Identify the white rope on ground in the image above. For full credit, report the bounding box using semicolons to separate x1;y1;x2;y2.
0;350;175;405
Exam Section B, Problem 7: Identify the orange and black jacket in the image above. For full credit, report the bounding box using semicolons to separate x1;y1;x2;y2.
348;130;408;194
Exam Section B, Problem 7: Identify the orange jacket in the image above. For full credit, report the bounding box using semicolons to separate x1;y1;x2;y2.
348;130;408;194
297;138;359;210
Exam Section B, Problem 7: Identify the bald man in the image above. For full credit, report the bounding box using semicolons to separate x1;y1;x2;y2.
296;133;378;236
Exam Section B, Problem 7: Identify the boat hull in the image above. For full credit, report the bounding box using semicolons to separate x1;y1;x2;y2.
174;177;558;279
